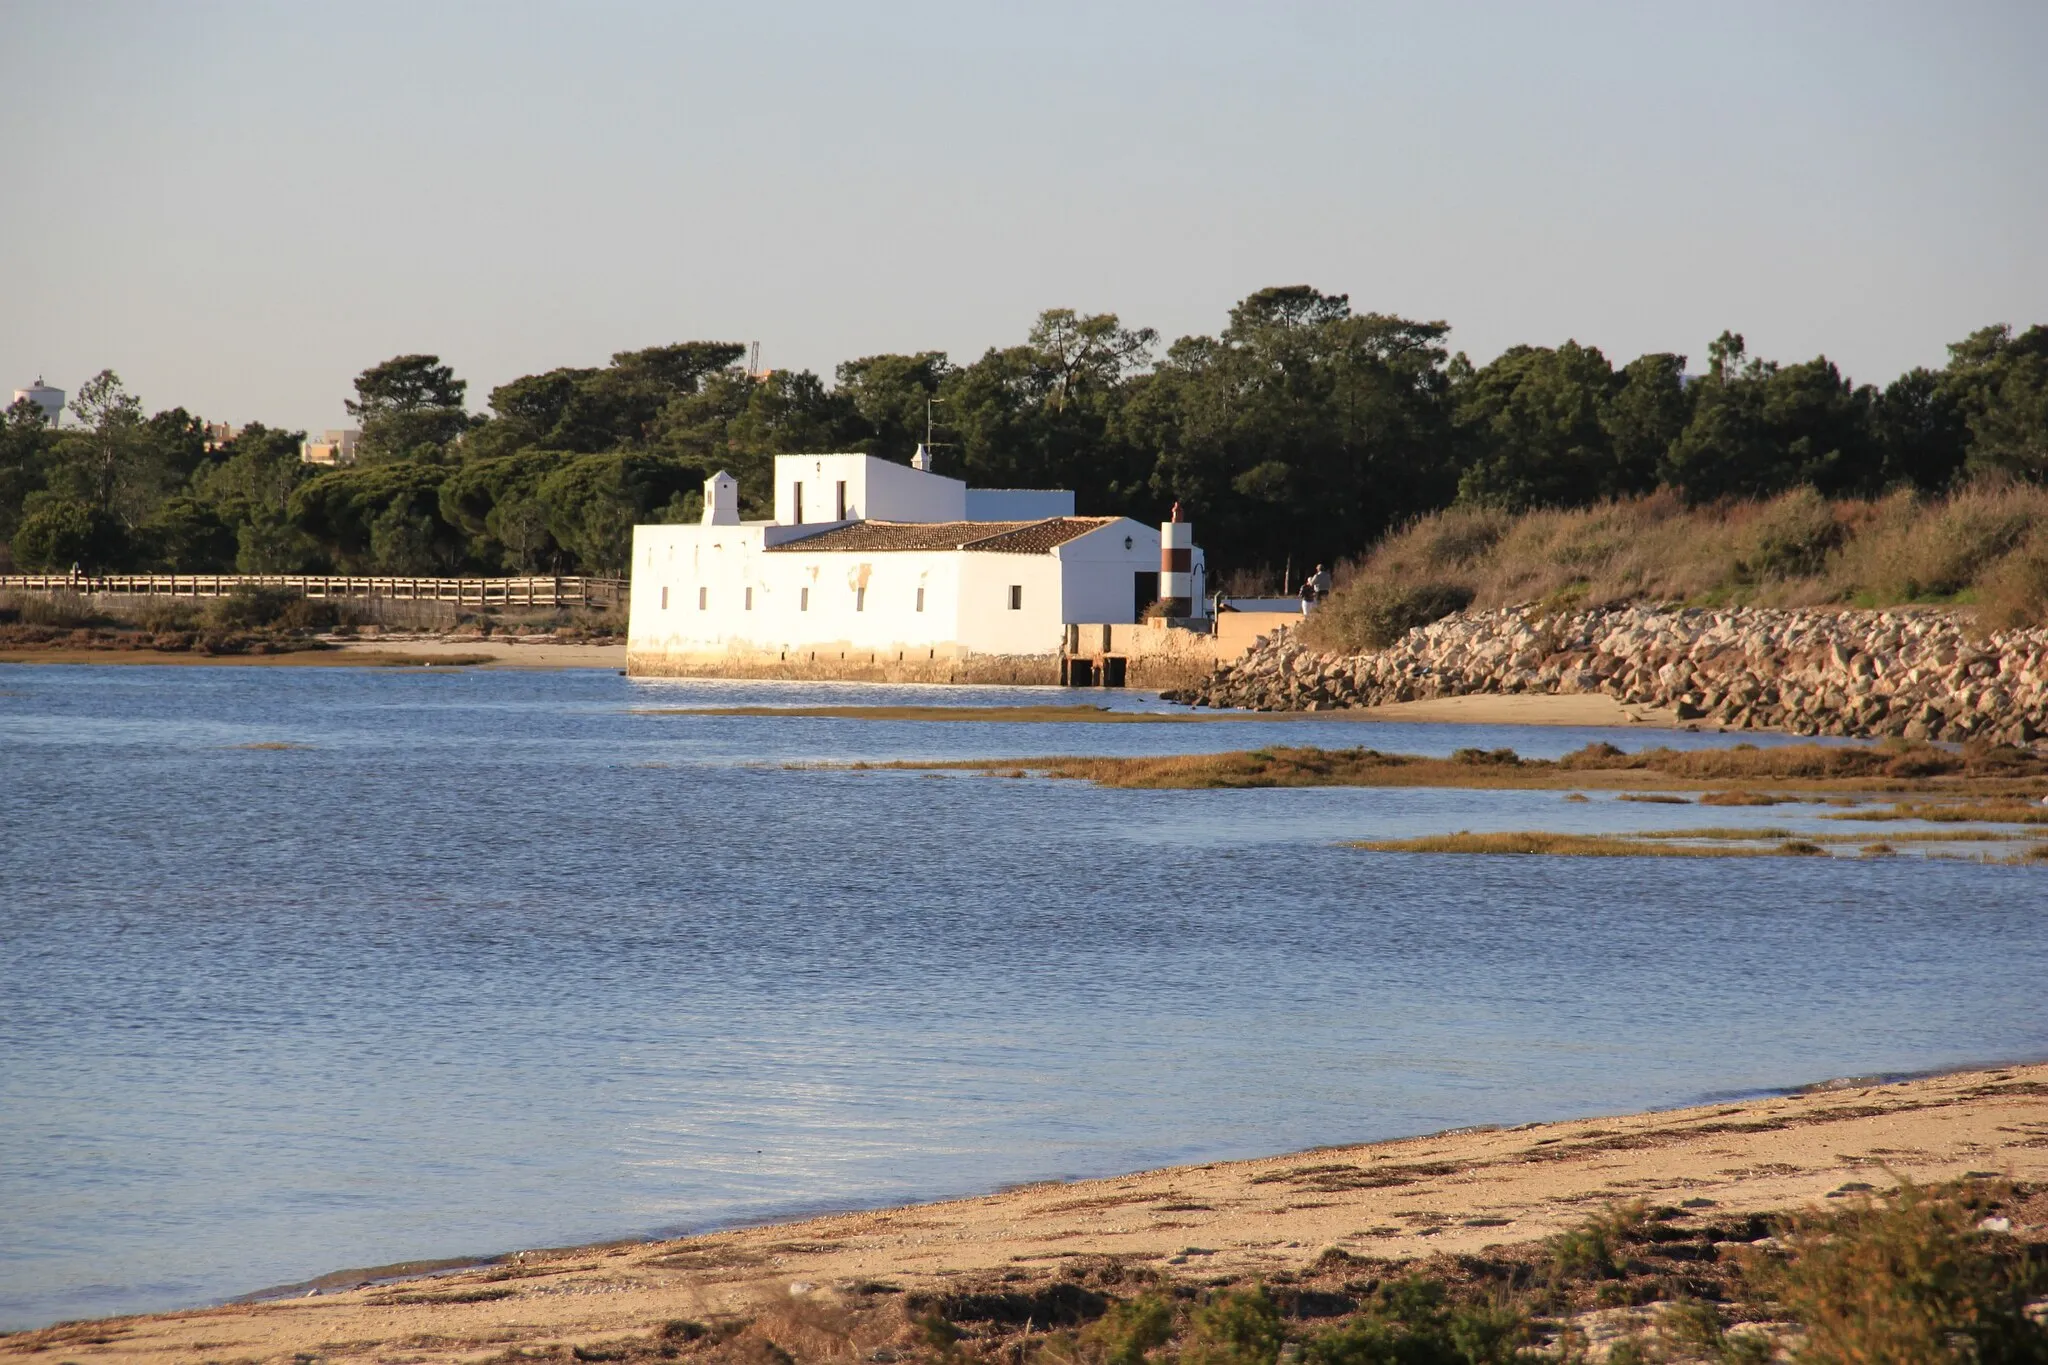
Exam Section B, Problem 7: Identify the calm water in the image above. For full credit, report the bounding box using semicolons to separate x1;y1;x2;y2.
3;664;2045;1329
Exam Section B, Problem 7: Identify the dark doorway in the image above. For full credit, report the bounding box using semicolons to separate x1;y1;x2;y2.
1101;656;1128;688
1132;571;1159;621
1063;657;1095;687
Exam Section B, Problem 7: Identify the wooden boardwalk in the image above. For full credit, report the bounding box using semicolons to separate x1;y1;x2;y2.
0;573;628;607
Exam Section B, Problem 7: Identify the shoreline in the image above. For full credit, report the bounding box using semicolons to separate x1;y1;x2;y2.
0;638;628;670
14;1060;2044;1361
235;1056;2033;1305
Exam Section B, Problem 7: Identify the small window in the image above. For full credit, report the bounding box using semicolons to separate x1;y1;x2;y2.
915;587;925;613
660;586;669;609
744;587;753;610
800;587;810;611
698;586;708;610
835;480;847;521
1007;585;1023;610
855;586;866;612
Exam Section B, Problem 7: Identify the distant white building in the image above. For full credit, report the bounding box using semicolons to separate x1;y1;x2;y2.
301;429;361;465
11;378;64;426
626;453;1192;682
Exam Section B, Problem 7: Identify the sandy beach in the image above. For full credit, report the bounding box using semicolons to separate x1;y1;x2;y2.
13;1062;2040;1363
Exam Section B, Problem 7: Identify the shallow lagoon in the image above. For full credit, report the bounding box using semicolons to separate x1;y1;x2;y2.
3;665;2044;1328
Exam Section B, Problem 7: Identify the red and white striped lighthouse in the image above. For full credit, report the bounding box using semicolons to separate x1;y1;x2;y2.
1160;502;1194;617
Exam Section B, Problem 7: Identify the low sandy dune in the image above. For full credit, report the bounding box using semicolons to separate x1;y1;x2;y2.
18;1063;2042;1363
331;638;627;669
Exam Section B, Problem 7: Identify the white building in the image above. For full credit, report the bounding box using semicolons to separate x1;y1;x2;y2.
301;429;362;465
626;453;1186;682
11;378;64;426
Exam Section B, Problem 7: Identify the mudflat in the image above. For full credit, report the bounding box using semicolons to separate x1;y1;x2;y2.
0;640;623;669
14;1063;2043;1364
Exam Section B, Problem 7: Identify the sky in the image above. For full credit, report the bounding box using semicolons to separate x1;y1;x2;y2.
3;0;2044;432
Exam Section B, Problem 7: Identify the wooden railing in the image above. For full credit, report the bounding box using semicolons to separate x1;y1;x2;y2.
0;574;628;607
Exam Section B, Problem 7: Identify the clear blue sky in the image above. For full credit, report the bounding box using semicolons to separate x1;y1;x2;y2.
4;1;2043;431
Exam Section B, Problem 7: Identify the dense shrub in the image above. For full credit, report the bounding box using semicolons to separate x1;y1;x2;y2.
1753;1179;2048;1365
204;587;338;633
1297;582;1475;652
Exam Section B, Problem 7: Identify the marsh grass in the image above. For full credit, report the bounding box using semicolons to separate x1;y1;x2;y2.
877;739;2048;797
1350;832;1792;858
1827;798;2048;826
0;589;104;628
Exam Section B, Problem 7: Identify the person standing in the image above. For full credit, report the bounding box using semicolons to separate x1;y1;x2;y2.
1301;563;1332;608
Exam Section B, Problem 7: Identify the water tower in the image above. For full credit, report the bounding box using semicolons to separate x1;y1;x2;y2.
11;377;64;427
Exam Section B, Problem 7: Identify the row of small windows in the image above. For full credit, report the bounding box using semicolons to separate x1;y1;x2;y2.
659;585;1022;611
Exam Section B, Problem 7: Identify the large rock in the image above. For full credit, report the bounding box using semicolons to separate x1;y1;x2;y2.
1172;605;2048;746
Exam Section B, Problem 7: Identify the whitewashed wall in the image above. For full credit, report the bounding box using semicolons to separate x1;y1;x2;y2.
627;516;1164;662
770;453;967;526
1057;521;1161;624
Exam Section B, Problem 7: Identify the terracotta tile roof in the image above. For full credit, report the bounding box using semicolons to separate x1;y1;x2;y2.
767;517;1119;555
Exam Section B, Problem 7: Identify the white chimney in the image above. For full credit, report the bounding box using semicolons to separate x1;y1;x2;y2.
702;470;740;525
911;443;933;472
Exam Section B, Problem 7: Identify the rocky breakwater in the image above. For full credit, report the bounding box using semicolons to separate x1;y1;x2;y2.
1171;605;2048;746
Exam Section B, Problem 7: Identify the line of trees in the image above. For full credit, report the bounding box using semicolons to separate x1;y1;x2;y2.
4;287;2044;580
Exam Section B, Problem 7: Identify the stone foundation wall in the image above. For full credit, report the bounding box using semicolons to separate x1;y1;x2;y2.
1170;605;2048;747
627;648;1062;686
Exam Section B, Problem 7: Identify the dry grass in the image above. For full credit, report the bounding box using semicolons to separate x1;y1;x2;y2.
1826;798;2048;826
873;740;2048;796
1350;832;1797;857
1315;479;2048;633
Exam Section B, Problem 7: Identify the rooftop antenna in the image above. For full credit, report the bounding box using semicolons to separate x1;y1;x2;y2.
914;396;950;471
747;341;761;378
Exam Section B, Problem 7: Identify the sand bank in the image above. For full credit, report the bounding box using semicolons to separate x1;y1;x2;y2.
15;1062;2042;1363
0;640;625;669
331;638;626;669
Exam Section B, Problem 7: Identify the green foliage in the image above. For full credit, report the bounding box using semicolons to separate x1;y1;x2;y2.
288;462;461;573
1453;340;1638;510
1301;1277;1528;1365
1129;290;1457;572
12;498;127;570
1184;1286;1286;1365
536;453;700;577
1547;1201;1648;1282
1660;335;1880;503
6;304;2046;584
142;495;237;569
1079;1292;1175;1365
204;586;335;633
1947;325;2048;480
347;354;475;463
1756;1179;2048;1365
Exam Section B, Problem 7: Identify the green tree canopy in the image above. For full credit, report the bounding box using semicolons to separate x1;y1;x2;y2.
347;354;475;464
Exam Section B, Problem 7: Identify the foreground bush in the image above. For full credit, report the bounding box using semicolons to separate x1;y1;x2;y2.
1755;1180;2048;1365
203;586;338;633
